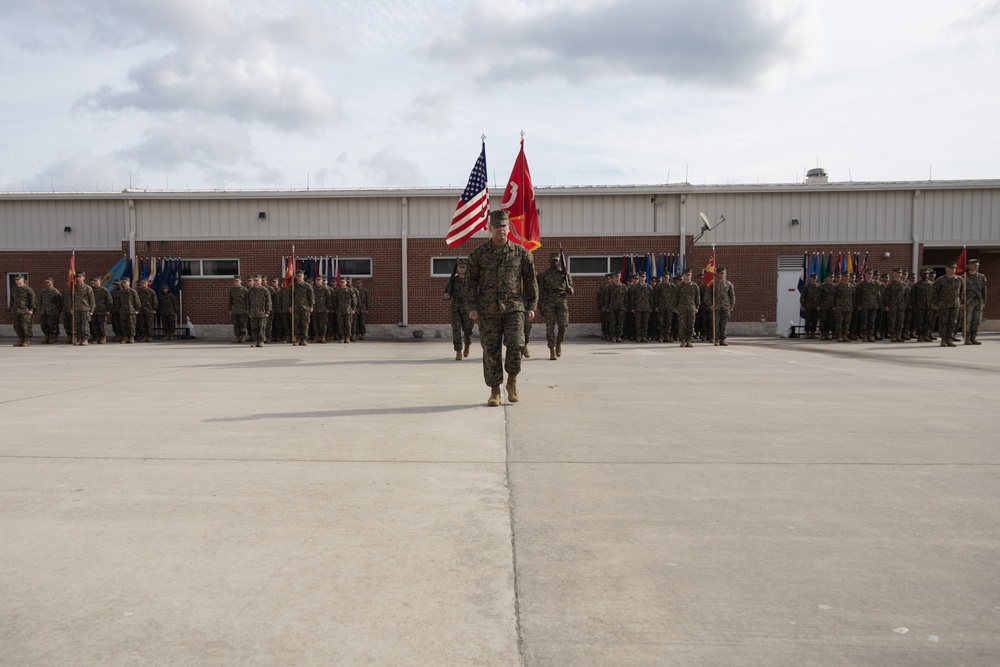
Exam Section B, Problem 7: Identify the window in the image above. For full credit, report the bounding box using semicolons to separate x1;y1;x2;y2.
431;257;461;277
180;259;240;277
279;257;373;278
568;256;614;275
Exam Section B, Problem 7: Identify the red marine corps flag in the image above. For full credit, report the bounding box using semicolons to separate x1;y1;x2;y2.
703;246;716;286
67;249;76;289
501;134;541;252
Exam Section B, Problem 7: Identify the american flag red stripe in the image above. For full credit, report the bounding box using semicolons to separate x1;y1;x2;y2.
446;142;489;248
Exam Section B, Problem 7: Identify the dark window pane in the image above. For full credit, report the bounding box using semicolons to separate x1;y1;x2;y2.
432;258;457;276
203;259;239;276
568;257;609;274
338;258;371;276
179;261;198;276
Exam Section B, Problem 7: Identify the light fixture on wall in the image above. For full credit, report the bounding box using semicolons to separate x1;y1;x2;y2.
882;251;891;259
790;218;799;226
63;226;72;233
258;211;267;220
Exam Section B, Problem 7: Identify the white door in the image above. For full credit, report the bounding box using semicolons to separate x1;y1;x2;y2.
776;255;805;336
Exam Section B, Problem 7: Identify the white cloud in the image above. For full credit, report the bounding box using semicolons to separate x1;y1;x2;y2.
429;0;820;89
79;52;341;130
116;119;255;170
359;149;427;186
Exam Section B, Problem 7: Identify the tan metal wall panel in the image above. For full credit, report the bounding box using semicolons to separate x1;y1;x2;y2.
688;190;915;245
0;200;125;250
918;189;1000;245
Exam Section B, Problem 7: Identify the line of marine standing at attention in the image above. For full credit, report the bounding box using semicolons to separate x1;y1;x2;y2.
798;259;987;347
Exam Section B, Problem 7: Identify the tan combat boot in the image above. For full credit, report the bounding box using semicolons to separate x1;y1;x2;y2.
455;350;462;361
549;347;557;360
13;337;23;347
463;337;471;358
488;386;502;407
81;338;88;346
505;375;519;403
521;345;530;358
556;340;563;357
971;336;981;345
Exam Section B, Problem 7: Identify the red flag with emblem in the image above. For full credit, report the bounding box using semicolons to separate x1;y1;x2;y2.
283;246;295;287
500;137;541;252
68;250;76;289
956;246;967;275
703;247;716;286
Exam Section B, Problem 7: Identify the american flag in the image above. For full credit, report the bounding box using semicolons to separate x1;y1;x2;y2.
446;142;489;248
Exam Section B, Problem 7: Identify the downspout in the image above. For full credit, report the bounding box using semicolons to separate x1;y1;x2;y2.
678;194;687;271
127;199;136;272
401;197;409;327
911;189;921;272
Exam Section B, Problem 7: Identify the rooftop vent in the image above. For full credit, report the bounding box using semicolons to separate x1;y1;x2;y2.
805;168;828;184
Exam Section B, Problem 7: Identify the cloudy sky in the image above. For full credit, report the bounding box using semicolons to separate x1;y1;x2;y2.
1;0;998;192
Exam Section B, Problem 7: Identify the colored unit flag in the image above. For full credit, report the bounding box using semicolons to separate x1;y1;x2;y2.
858;252;868;276
283;247;295;288
501;137;542;251
335;256;341;285
68;250;76;289
797;251;808;293
620;254;629;282
169;259;182;294
956;246;967;275
148;257;157;286
101;256;128;289
446;141;490;248
703;247;717;286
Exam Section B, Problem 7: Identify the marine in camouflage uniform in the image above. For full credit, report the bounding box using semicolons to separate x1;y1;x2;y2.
605;274;628;342
674;269;700;347
274;281;292;343
628;272;653;342
537;252;574;359
39;278;63;344
8;274;37;346
654;276;677;342
228;276;249;343
854;269;881;341
290;271;315;345
697;277;712;341
266;278;279;342
932;261;963;347
596;274;612;340
136;279;158;342
467;210;538;406
963;259;988;345
832;273;854;342
159;285;177;340
71;273;96;345
117;278;140;343
311;276;330;343
60;283;75;343
354;280;371;340
884;269;908;342
89;277;113;343
332;277;358;343
708;269;736;345
799;273;820;338
912;270;935;341
817;273;837;340
445;260;474;360
110;280;123;341
246;276;273;347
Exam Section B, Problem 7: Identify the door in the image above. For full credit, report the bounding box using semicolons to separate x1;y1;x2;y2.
776;255;805;336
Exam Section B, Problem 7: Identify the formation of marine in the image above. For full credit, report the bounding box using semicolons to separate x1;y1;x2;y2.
798;259;988;346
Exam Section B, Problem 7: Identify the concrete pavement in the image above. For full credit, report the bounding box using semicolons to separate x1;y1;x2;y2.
1;334;998;665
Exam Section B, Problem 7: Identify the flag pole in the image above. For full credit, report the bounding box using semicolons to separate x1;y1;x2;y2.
290;245;296;344
712;254;718;346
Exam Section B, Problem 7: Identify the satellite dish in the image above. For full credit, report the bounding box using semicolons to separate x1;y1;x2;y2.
698;212;711;232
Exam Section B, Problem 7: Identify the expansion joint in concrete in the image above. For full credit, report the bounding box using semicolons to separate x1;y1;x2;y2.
503;406;526;666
